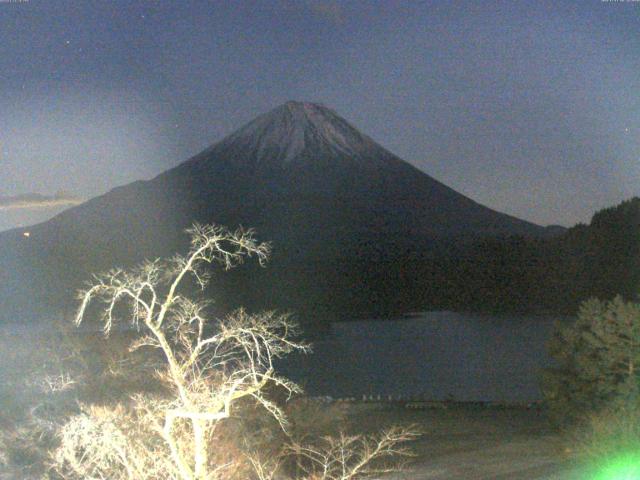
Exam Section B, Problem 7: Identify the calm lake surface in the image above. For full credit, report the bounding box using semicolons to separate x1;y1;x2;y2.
282;311;573;402
1;311;573;403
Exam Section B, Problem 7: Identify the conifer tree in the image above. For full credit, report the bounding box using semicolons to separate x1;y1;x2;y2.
543;296;640;426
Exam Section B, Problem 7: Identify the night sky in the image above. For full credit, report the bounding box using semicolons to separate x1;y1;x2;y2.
1;0;639;231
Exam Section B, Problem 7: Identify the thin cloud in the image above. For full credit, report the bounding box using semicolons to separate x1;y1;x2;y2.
0;192;83;210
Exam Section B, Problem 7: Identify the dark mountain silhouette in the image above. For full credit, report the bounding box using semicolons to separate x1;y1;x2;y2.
437;197;640;314
0;101;557;326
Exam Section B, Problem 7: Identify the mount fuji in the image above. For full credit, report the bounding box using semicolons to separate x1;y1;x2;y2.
0;102;555;325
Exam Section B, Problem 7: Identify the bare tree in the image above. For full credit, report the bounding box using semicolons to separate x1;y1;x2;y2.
55;224;309;480
288;427;418;480
52;224;418;480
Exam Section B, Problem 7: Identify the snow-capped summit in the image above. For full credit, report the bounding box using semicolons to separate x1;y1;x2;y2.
217;101;378;164
187;101;397;172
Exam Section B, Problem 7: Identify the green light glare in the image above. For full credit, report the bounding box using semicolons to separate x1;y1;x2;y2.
594;453;640;480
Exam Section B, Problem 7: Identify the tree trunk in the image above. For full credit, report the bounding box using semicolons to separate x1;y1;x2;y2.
193;418;208;479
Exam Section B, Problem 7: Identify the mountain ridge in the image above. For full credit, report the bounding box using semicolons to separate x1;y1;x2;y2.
158;101;545;237
0;101;559;324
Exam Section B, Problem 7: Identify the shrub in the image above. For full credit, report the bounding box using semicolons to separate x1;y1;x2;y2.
572;400;640;461
566;399;640;479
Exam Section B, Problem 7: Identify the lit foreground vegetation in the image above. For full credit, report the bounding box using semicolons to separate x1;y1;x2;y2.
1;224;417;479
544;295;640;478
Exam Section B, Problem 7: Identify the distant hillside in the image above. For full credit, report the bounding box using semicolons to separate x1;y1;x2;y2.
433;197;640;314
0;101;557;326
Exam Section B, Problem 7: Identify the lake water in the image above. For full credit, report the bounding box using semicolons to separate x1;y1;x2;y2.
0;311;573;403
281;311;572;402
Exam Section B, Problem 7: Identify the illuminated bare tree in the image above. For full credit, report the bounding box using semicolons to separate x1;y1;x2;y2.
57;224;310;480
53;223;418;480
287;427;418;480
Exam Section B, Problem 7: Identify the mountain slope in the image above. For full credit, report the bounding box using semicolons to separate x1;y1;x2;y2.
0;101;553;324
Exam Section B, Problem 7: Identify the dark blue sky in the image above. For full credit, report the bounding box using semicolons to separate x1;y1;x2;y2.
1;0;638;230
